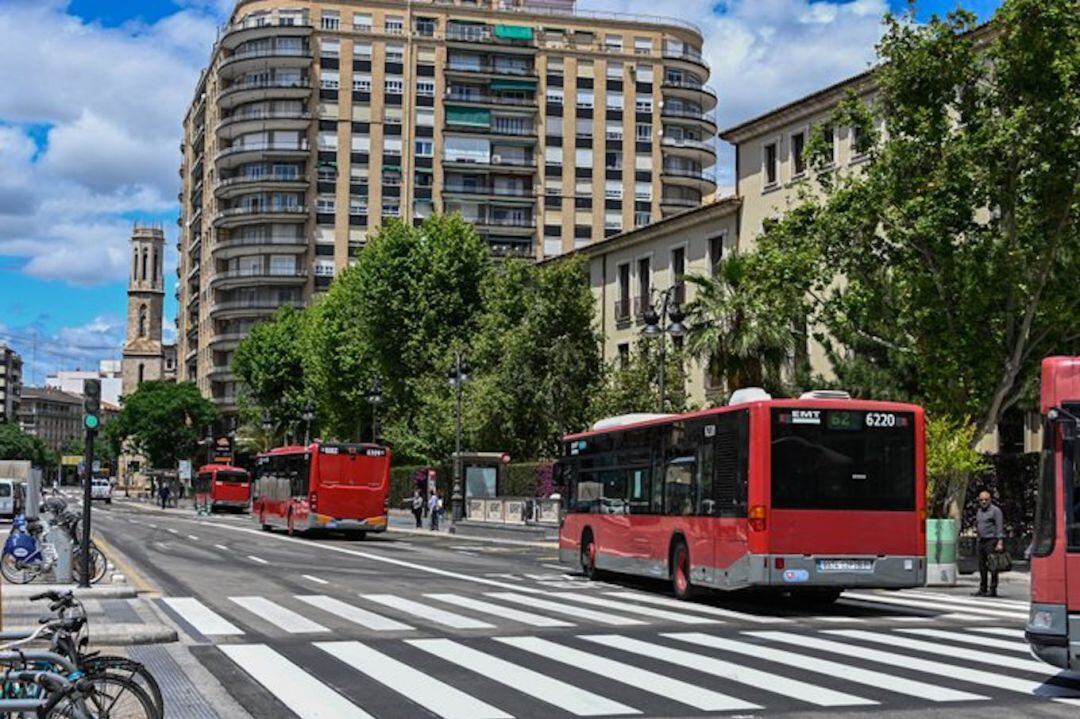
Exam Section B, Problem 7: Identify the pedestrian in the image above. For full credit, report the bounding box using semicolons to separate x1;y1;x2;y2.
428;490;441;531
973;489;1005;597
411;489;424;528
158;482;171;510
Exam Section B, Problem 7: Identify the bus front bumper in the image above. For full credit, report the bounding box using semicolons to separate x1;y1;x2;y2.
757;554;926;588
307;514;388;533
1026;603;1075;670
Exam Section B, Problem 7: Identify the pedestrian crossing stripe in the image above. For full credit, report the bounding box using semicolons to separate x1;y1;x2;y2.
547;591;721;624
295;595;413;632
841;591;1028;620
486;591;647;626
162;597;243;636
230;596;331;634
898;627;1031;653
426;593;574;628
603;591;791;624
823;629;1058;674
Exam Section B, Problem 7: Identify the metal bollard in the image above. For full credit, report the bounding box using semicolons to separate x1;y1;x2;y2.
50;527;73;584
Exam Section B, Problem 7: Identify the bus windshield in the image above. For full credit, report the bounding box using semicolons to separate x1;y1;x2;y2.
771;408;915;511
216;470;249;483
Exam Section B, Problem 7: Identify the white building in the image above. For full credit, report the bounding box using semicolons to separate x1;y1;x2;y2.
45;360;123;406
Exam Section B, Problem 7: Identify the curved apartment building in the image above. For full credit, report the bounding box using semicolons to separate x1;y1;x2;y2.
178;0;717;410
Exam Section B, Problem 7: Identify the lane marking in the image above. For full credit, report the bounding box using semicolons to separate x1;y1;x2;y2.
296;595;413;631
486;592;644;626
247;555;269;565
586;634;874;707
898;628;1029;653
426;593;574;628
409;638;639;716
230;596;330;634
824;629;1059;674
214;544;228;551
498;636;760;712
842;592;1027;620
187;534;199;541
162;597;244;636
167;528;179;535
220;644;372;719
906;589;1030;609
550;592;719;624
302;574;329;585
316;641;511;719
362;594;494;629
666;632;985;702
972;627;1026;639
603;591;790;624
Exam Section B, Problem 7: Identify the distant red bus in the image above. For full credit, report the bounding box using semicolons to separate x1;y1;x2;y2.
559;392;927;602
193;464;251;513
252;442;391;538
1027;357;1080;669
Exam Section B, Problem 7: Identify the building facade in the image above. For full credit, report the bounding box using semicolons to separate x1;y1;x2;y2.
17;388;83;455
561;197;739;406
46;360;124;407
122;226;168;397
177;0;718;412
0;344;22;424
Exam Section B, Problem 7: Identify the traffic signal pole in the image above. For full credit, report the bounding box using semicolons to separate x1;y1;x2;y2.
79;379;101;589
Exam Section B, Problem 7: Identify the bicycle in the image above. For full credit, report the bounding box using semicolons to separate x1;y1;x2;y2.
1;500;108;585
0;650;156;718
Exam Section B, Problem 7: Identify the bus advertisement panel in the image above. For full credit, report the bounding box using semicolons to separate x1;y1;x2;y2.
1027;356;1080;670
193;464;251;513
558;394;926;601
252;442;391;538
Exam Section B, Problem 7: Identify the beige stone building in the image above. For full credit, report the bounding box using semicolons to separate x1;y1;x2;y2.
554;197;740;406
17;388;83;455
122;226;169;397
177;0;719;412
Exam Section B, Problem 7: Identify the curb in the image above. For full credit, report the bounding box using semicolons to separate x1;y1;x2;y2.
3;584;137;599
3;623;177;646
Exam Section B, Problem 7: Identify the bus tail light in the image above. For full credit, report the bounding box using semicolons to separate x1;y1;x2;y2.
309;492;318;512
774;557;785;570
749;505;767;531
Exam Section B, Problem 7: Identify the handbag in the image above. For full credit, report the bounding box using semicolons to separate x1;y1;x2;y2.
988;550;1012;573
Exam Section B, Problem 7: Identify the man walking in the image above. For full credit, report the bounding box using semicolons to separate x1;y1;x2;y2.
158;481;171;510
428;490;442;531
411;489;424;528
973;490;1005;597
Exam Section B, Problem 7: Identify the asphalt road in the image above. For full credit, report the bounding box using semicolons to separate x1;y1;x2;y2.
87;499;1079;719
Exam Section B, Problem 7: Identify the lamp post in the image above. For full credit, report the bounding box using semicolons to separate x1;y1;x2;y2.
447;351;471;530
301;401;315;446
261;411;274;451
642;286;687;413
366;378;383;443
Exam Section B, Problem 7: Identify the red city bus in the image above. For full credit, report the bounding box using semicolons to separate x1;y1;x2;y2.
559;390;927;602
252;442;391;538
193;464;251;513
1027;356;1080;669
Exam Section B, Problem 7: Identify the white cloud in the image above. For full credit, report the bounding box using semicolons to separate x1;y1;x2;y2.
0;0;224;285
0;314;126;384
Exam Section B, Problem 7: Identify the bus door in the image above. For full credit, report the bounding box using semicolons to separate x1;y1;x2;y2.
708;409;750;583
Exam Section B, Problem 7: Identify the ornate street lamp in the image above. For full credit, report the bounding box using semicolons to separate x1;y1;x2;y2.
260;411;274;451
642;287;686;413
447;351;471;531
366;378;384;443
301;401;315;446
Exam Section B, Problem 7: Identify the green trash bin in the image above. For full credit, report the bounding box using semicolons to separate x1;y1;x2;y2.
926;518;957;585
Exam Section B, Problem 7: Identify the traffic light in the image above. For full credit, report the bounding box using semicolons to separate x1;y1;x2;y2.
83;379;101;432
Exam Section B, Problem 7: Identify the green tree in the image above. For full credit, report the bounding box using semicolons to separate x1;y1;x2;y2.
925;415;988;519
232;306;310;439
104;382;218;469
746;1;1080;442
468;256;605;459
0;423;54;467
590;341;690;420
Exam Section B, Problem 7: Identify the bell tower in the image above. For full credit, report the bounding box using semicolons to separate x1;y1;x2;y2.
122;225;165;397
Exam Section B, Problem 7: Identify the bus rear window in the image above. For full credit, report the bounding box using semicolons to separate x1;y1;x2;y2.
218;471;249;483
770;408;916;511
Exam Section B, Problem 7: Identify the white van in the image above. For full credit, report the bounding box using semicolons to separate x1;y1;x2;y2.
0;479;17;518
91;478;113;504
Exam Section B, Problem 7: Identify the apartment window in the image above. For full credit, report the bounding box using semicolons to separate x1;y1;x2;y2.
635;182;651;200
635;211;651;227
382;201;400;216
617;263;631;317
576;90;594;109
791;130;806;176
605;122;622;140
383;137;403;156
763;140;778;187
415;139;434;157
353;13;372;31
605;180;622;199
635;154;651;171
635;123;652;142
316;195;336;213
384;16;404;35
636;257;651;310
577;60;594;78
546;88;564;105
547;116;563;137
851;125;867;158
415;18;437;37
605;211;622;230
709;234;724;274
547;58;564;75
822;124;837;165
635;97;653;113
321;38;340;58
575;118;593;138
385;78;404;94
607;61;623;79
355;42;372;60
320;70;340;90
605;151;622;170
385;44;404;63
353;75;371;92
545;146;563;165
416;80;435;97
634;37;652;54
321;11;340;30
575;148;593;168
605;34;623;52
416;108;434;127
318;131;338;150
606;92;623;110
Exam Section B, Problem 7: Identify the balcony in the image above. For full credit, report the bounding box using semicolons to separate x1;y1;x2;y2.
661;165;717;190
661;78;718;111
208;364;234;379
471;215;536;234
446;121;537;138
446;25;537;48
661;135;716;164
662;48;709;72
210;268;308;292
219;46;313;79
444;90;537;108
212;233;308;260
208;332;247;349
614;299;632;323
660;195;702;211
214;141;310;169
442;155;536;173
445;61;537;79
442;183;535;201
214;173;308;199
209;298;304;320
217;19;313;51
212;204;308;229
634;295;652;318
216;110;311;140
218;77;311;110
661;106;717;131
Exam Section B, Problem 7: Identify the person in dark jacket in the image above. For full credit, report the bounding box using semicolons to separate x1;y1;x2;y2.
973;490;1005;597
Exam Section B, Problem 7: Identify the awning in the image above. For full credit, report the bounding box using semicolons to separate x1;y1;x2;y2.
490;79;537;91
446;106;491;127
494;25;534;40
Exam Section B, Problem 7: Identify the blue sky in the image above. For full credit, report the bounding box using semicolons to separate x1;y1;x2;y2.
0;0;1002;384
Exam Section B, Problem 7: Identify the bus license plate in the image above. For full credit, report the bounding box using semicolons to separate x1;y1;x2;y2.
817;559;873;573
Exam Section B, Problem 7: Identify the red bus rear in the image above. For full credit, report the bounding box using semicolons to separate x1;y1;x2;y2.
252;442;391;537
1027;356;1080;669
194;465;251;513
559;393;926;601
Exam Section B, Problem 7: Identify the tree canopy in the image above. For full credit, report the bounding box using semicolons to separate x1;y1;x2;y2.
104;381;218;469
0;423;55;467
232;306;309;440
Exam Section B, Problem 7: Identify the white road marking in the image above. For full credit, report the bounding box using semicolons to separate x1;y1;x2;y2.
230;596;329;634
907;589;1030;609
426;593;574;627
302;574;329;585
824;629;1057;673
162;597;243;636
362;594;494;629
842;592;1027;620
220;644;372;719
167;528;179;534
551;592;720;624
409;638;640;716
603;591;790;624
316;641;511;719
898;628;1029;652
214;544;228;551
498;636;761;712
484;573;523;581
247;555;269;565
972;627;1027;639
667;632;985;702
187;534;199;541
486;592;644;626
586;634;874;707
296;595;412;632
754;631;1080;704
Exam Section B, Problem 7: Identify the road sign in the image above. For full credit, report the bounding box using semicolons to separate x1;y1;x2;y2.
179;460;192;481
61;455;81;467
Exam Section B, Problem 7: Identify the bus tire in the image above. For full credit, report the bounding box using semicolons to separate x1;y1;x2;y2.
671;539;697;600
287;511;296;537
259;510;271;532
581;530;600;580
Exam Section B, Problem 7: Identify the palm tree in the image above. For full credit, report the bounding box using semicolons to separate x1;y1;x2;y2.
683;253;800;395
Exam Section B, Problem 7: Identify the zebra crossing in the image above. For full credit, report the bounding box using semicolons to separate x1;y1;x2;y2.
212;624;1074;718
159;586;1030;640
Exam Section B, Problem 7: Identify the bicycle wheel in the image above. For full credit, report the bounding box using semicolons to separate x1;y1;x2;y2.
72;545;108;585
84;657;163;719
0;552;37;584
47;674;158;719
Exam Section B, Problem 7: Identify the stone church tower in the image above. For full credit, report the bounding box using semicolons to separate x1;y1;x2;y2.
122;225;166;396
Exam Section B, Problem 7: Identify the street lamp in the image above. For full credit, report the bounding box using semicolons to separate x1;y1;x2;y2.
642;286;686;413
447;351;471;530
366;378;383;443
301;401;315;446
261;411;274;451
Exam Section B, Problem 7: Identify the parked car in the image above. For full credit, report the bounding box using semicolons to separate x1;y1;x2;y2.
0;479;17;518
91;478;112;504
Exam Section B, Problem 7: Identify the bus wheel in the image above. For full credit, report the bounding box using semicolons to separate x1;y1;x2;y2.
581;534;600;580
287;512;296;537
259;510;271;532
672;541;696;600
